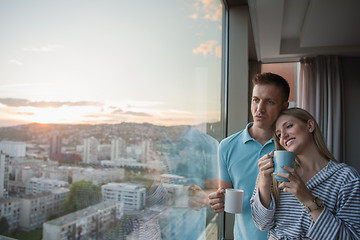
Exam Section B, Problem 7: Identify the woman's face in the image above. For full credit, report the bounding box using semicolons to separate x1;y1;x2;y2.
275;114;314;154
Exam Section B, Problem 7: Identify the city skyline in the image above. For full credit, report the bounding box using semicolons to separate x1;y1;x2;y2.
0;0;222;127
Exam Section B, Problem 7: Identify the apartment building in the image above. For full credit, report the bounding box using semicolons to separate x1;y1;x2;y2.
25;177;68;195
82;137;99;163
111;137;126;160
19;188;69;231
49;134;62;160
0;198;21;231
42;201;122;240
0;141;26;158
101;183;146;211
0;154;9;198
72;168;124;186
9;158;59;183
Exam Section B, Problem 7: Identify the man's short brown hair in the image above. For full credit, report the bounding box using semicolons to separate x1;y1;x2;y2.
252;72;290;102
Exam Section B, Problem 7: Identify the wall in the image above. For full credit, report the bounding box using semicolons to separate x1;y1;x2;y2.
342;57;360;172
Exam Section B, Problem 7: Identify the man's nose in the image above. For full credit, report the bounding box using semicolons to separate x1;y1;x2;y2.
257;101;265;112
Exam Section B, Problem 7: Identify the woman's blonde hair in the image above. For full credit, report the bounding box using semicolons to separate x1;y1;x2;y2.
270;107;337;205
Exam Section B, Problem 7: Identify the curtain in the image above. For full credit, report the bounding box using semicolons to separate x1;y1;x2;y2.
298;56;345;162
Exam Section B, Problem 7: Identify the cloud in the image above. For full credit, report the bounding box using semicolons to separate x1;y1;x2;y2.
192;40;218;56
189;13;198;20
0;98;102;108
16;112;35;116
112;109;124;114
191;0;222;22
216;45;221;57
9;59;23;66
125;111;152;117
112;108;152;117
23;44;64;52
203;1;222;21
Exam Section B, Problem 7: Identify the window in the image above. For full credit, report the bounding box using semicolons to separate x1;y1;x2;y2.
261;62;299;107
0;0;224;239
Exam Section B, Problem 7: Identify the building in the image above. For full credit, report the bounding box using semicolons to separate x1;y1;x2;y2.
0;154;9;198
49;134;62;161
111;137;126;160
0;198;21;230
19;188;69;231
98;144;111;161
72;168;125;186
25;178;68;195
83;137;99;164
101;183;146;211
9;158;59;183
0;141;26;158
141;140;152;163
42;201;122;240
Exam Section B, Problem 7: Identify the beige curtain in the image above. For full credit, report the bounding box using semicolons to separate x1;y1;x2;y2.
298;56;345;162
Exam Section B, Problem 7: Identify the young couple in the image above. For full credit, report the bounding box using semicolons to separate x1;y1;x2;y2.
208;73;360;239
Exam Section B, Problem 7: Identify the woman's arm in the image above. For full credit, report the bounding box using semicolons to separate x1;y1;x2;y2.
307;178;360;240
250;153;277;231
250;187;276;231
257;153;274;208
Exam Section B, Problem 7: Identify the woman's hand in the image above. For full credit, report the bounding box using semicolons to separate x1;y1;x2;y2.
258;152;274;188
257;152;275;208
276;166;313;204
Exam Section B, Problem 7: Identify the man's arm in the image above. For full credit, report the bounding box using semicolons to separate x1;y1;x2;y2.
188;178;219;209
208;180;233;213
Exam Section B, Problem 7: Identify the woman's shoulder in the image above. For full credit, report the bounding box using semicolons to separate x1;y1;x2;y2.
330;161;360;183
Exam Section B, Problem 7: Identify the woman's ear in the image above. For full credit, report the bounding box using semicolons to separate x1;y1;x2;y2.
307;119;315;133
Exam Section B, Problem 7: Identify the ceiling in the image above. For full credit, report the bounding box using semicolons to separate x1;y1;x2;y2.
229;0;360;63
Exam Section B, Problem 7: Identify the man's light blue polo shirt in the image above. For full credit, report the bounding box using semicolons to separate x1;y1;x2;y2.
219;122;275;240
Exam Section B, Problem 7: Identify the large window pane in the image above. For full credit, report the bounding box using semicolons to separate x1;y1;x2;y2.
0;1;223;239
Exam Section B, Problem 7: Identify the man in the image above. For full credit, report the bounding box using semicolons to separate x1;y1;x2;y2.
208;72;290;239
157;126;219;240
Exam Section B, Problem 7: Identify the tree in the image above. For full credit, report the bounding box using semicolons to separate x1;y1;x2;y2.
62;180;102;214
67;176;72;184
0;217;9;235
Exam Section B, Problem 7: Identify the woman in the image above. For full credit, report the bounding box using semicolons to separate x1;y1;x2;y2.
250;108;360;239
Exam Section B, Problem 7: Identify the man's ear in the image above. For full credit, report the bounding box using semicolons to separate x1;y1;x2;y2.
282;101;289;110
307;119;315;133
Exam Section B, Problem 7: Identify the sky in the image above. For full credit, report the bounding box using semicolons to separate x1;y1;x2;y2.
0;0;222;127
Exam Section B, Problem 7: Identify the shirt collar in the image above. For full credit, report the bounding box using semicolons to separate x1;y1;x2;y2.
242;122;274;145
242;122;254;144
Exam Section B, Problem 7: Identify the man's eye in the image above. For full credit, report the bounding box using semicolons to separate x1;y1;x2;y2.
286;124;293;128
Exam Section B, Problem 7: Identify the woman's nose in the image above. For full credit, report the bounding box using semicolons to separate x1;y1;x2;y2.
281;130;289;139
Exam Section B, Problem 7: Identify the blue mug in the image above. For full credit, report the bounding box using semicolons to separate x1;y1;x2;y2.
273;150;295;182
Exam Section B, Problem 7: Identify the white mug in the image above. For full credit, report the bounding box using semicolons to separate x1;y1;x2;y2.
224;189;244;214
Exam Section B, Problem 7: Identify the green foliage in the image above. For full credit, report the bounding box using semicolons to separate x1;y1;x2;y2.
62;180;102;214
48;214;59;221
0;217;9;234
9;173;15;181
7;228;42;240
67;175;72;184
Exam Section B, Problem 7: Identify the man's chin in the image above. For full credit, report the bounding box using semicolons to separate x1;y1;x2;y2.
253;121;271;130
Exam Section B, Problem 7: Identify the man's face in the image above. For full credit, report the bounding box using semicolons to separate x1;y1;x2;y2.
251;84;288;130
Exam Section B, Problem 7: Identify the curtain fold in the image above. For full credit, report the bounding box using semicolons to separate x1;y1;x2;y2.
298;56;345;162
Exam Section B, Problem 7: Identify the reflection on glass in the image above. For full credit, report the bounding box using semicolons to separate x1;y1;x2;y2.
0;0;223;239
